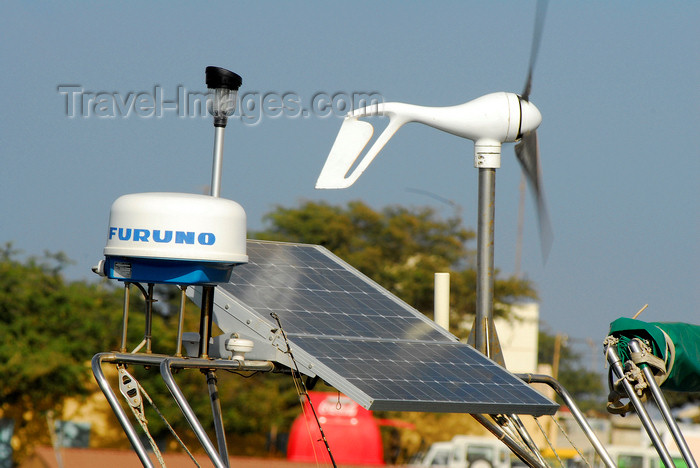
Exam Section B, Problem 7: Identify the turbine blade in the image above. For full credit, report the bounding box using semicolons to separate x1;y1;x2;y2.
514;130;553;262
521;0;549;101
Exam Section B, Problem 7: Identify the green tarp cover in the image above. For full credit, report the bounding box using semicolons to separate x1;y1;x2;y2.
609;318;700;392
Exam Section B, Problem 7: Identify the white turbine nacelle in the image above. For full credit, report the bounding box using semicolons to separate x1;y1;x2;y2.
315;92;542;189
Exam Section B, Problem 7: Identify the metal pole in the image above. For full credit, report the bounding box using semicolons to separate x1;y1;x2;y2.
606;345;675;467
508;415;550;467
207;370;230;467
99;352;275;372
91;353;155;468
145;283;154;353
628;339;697;468
120;283;130;353
160;359;227;468
175;286;187;357
517;373;615;468
471;414;548;468
93;352;274;466
211;126;226;198
475;167;496;356
199;285;215;358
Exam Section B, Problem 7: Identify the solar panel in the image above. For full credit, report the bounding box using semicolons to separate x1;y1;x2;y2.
210;240;557;416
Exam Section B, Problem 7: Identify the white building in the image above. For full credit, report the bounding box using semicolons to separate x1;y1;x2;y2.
494;301;540;374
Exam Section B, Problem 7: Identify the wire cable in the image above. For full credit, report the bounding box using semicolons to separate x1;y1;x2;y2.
271;312;338;468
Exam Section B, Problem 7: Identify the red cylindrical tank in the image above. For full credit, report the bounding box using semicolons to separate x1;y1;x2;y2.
287;391;384;465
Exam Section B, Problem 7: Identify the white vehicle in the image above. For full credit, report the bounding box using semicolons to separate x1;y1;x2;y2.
585;445;688;468
418;439;690;468
414;435;513;468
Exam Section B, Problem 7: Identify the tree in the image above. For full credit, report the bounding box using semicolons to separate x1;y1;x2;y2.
660;391;700;414
0;244;301;460
255;200;536;337
538;328;605;412
0;244;125;461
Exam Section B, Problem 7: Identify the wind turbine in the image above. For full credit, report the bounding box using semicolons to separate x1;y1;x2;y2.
316;1;552;360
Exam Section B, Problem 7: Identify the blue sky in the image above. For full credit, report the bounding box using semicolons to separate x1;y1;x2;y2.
1;2;698;368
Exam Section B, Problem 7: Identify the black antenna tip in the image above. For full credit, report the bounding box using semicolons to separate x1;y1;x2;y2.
206;66;242;90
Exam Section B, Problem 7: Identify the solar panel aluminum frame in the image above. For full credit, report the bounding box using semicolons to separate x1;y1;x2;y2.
188;286;296;368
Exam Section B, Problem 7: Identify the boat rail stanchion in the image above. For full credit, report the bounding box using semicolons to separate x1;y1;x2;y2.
606;345;676;467
507;414;549;467
517;373;615;468
91;353;155;468
207;370;230;467
160;358;228;468
472;414;549;468
627;339;697;468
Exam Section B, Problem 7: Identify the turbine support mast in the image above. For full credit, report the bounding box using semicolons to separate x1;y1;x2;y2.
472;144;504;362
475;167;496;356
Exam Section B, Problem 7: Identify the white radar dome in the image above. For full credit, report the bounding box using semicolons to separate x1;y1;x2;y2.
100;192;247;284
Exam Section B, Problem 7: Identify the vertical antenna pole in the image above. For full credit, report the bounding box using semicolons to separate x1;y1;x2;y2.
175;286;187;357
199;285;215;358
145;283;154;353
210;126;226;198
475;167;496;356
120;283;130;353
